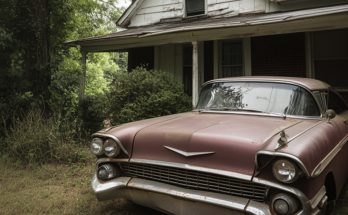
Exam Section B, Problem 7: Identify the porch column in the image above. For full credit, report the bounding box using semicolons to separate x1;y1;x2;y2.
192;41;199;107
79;50;87;101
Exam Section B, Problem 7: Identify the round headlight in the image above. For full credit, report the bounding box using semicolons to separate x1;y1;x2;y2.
272;159;299;183
104;139;120;157
272;193;299;215
90;137;104;155
97;164;120;180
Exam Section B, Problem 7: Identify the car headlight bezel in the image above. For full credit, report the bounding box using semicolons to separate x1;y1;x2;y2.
90;137;104;156
272;159;300;184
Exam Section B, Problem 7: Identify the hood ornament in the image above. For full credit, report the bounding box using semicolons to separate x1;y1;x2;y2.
275;130;288;151
164;146;215;157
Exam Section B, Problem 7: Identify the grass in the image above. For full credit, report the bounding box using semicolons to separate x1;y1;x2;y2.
0;148;161;215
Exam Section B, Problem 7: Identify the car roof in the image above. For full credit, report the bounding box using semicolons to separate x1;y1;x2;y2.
205;76;330;91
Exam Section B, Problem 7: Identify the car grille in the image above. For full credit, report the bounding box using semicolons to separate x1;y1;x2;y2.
119;162;268;202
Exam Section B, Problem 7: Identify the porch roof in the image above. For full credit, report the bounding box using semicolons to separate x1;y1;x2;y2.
67;4;348;52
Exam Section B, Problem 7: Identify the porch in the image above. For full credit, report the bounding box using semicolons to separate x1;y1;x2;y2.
68;4;348;105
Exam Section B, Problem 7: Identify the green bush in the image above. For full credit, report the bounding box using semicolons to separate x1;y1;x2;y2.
107;68;192;124
3;109;87;165
79;95;108;135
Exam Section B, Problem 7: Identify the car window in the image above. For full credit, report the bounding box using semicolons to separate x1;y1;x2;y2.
328;90;348;114
197;82;320;117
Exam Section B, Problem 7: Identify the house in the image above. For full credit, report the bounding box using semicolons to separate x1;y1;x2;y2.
69;0;348;105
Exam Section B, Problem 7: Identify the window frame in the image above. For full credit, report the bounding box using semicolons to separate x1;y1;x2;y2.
185;0;206;17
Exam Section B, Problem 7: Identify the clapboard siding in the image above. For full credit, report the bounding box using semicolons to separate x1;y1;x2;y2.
130;0;184;26
128;0;348;27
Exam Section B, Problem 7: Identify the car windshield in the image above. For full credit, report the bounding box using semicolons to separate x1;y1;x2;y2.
196;82;320;117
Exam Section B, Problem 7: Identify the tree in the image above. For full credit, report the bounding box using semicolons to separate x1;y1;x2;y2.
0;0;125;137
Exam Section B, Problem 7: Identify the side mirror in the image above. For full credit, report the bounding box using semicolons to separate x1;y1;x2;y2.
325;109;336;121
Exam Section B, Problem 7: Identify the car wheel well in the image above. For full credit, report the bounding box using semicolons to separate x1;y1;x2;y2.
325;172;336;201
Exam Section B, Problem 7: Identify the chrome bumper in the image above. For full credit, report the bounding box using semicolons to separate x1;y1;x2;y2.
92;175;271;215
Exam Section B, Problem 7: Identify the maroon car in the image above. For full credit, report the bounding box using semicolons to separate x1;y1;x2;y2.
90;77;348;215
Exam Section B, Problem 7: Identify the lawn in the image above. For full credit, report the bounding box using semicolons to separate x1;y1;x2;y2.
0;149;160;215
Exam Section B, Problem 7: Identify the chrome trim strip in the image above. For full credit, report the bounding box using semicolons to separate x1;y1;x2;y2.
255;151;310;177
312;134;348;177
286;121;324;144
96;158;129;165
128;158;252;181
193;109;323;120
164;145;215;157
309;186;326;209
92;133;129;157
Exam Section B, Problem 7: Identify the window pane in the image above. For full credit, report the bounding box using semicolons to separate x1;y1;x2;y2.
220;41;243;77
186;0;205;16
328;90;348;113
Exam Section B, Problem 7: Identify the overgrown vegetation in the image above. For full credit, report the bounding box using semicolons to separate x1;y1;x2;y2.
0;0;192;166
107;68;192;124
2;109;88;165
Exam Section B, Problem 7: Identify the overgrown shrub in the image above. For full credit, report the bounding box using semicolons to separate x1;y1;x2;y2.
107;68;192;124
79;95;108;135
3;109;87;165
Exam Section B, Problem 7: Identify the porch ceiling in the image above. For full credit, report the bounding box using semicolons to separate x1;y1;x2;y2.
66;4;348;52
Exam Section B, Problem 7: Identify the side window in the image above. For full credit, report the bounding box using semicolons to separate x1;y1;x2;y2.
328;90;348;114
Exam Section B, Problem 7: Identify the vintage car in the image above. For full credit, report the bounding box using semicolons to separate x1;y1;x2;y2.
90;76;348;215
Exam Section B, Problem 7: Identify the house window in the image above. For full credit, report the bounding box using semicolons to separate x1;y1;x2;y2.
186;0;205;16
220;41;243;77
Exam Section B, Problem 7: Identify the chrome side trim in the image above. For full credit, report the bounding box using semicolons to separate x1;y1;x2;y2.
312;134;348;177
92;133;129;156
128;158;252;181
286;121;324;144
255;150;310;177
164;145;215;157
309;186;326;209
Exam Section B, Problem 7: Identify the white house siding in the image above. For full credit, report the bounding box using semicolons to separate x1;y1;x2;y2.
128;0;348;27
130;0;184;27
268;0;348;13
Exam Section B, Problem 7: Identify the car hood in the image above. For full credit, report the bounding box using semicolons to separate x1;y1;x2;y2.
117;112;312;179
